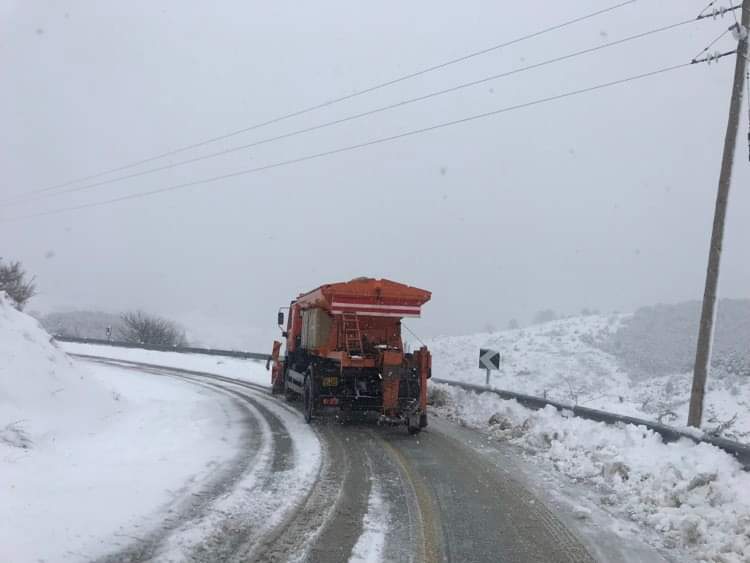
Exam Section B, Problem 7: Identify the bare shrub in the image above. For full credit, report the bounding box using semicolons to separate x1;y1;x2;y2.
0;259;36;310
427;386;450;407
118;311;187;347
706;413;738;438
0;421;32;449
532;309;557;325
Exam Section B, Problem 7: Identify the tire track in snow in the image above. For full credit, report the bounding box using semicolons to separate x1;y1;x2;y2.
347;455;387;563
180;380;322;563
78;358;322;563
88;367;266;563
156;380;290;562
79;358;398;563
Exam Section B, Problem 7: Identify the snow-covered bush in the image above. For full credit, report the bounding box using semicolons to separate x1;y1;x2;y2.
0;259;36;310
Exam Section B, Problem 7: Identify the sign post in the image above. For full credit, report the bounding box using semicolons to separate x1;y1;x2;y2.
478;348;500;385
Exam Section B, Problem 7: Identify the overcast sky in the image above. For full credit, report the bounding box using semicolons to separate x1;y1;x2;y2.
2;0;749;349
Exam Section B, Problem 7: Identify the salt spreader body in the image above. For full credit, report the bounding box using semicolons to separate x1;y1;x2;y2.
268;278;432;433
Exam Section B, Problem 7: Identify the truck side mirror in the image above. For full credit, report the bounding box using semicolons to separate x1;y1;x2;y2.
277;311;285;326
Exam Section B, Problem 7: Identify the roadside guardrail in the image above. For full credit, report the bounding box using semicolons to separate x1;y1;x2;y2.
54;334;749;469
52;335;270;361
433;378;750;470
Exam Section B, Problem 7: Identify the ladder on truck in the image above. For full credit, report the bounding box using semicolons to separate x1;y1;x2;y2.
342;313;363;356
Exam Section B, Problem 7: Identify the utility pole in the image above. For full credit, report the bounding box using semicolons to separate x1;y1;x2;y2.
688;1;750;428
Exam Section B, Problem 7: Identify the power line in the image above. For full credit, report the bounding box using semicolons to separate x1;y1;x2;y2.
699;0;719;17
691;48;738;63
16;0;635;198
402;323;427;347
692;26;734;61
3;15;702;206
696;2;742;18
2;60;696;223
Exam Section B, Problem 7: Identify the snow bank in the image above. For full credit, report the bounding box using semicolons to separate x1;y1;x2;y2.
427;314;750;440
434;384;750;562
0;295;246;562
0;293;114;448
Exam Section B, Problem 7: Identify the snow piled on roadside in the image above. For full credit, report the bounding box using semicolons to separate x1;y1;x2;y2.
426;314;750;440
434;384;750;563
0;293;114;449
0;295;247;562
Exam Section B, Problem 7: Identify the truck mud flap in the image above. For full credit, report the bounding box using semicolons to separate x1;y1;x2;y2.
286;369;305;395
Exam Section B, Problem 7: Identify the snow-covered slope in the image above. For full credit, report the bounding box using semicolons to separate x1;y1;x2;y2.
427;313;750;440
0;294;246;562
0;293;115;449
604;300;750;377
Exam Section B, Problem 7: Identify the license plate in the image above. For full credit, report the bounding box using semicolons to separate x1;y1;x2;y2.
322;377;338;387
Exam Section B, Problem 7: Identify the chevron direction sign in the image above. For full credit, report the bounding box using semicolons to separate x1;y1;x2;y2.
478;348;500;371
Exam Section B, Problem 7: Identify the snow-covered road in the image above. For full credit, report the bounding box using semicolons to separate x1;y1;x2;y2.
57;347;610;563
71;357;324;563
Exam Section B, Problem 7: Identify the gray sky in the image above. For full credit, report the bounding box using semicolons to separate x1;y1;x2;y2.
2;0;749;349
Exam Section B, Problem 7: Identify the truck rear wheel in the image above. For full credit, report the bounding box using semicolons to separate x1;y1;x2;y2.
303;374;314;423
407;413;421;434
420;412;428;428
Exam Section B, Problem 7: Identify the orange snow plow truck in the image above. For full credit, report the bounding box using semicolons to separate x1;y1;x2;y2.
268;278;432;433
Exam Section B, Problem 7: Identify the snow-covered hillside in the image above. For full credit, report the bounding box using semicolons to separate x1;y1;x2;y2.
604;300;750;377
0;294;246;562
427;312;750;440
